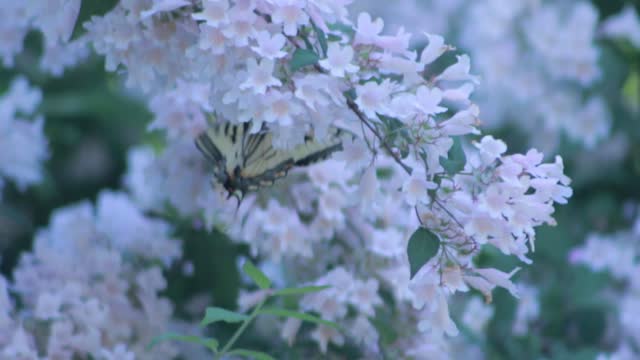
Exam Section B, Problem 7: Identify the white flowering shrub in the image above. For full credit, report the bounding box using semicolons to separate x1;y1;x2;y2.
0;0;637;359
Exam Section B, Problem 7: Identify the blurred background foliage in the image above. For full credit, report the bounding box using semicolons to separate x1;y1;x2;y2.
0;1;639;359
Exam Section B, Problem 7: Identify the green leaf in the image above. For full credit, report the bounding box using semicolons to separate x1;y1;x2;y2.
290;48;320;72
148;332;219;351
407;228;440;279
242;261;271;289
273;285;330;296
439;137;466;175
312;21;328;56
228;349;276;360
200;307;249;327
258;308;339;329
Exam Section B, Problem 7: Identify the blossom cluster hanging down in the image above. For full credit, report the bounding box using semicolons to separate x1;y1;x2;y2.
357;0;619;151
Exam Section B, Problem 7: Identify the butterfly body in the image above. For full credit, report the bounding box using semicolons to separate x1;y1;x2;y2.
195;121;343;198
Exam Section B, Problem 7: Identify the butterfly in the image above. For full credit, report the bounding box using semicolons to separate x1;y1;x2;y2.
195;121;343;200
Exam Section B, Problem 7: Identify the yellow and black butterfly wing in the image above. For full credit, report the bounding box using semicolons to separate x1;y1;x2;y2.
196;122;343;196
239;128;344;188
195;122;247;186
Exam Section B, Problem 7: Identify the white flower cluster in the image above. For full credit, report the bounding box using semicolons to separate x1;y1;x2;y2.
0;191;182;359
291;268;382;353
360;0;614;151
0;0;89;76
570;216;640;359
0;77;47;195
5;0;573;357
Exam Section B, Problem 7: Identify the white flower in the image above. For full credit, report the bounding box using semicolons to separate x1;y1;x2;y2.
461;297;494;334
354;12;384;45
436;55;480;84
402;171;437;206
0;77;47;189
513;284;540;335
442;82;474;104
293;74;331;110
414;85;447;116
319;187;347;225
474;136;507;163
240;58;282;95
263;90;302;126
355;79;394;118
349;279;383;316
442;266;469;293
440;105;480;136
2;326;38;359
370;228;405;258
270;0;309;36
333;137;369;170
418;292;459;336
409;269;440;311
251;31;287;59
281;318;302;346
350;316;379;348
222;7;257;47
319;43;359;78
601;5;640;48
420;33;447;65
99;344;136;360
33;0;82;47
198;24;227;54
311;325;345;354
359;166;378;202
475;267;520;298
141;0;190;19
192;0;229;27
35;292;64;320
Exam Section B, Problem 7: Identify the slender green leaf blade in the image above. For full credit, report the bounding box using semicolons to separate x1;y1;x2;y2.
148;332;219;351
242;261;271;289
258;308;339;329
290;48;320;72
273;285;330;296
228;349;276;360
200;307;249;327
407;228;440;279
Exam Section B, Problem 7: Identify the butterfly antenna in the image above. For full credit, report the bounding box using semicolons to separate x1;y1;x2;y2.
234;199;242;218
228;192;243;219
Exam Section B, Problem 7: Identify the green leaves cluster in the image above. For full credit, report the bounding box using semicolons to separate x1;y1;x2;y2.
149;261;336;360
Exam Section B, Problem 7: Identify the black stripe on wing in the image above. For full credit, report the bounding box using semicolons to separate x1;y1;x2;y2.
237;159;296;191
294;142;343;166
195;132;224;163
243;132;267;166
